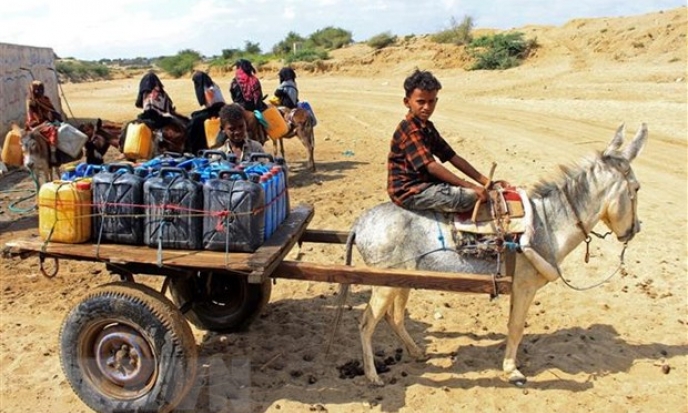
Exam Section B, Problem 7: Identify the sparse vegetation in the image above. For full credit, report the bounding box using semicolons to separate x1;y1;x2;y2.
432;15;474;45
55;60;111;82
367;32;396;49
467;32;538;70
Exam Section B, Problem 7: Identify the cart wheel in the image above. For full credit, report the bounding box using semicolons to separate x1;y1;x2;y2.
59;282;198;413
169;271;272;333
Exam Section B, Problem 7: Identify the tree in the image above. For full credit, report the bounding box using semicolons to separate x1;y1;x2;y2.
244;41;261;55
273;31;307;55
307;27;352;50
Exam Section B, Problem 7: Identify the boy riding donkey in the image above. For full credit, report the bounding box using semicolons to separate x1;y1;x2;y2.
388;69;508;214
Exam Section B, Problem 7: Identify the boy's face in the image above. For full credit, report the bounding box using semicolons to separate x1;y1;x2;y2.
223;118;248;144
404;88;438;123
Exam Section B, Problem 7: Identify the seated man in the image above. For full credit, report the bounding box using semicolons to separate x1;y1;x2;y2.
213;103;265;162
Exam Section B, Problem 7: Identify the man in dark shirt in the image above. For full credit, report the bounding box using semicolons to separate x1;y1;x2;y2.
388;69;501;212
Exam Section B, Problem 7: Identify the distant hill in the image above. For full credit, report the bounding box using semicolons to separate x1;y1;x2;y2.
282;6;686;76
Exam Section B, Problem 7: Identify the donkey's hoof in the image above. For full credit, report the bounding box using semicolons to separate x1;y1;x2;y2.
367;376;385;387
508;375;527;387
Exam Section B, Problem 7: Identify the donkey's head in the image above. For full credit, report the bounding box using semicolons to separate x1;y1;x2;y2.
80;119;120;165
21;129;53;184
599;123;647;242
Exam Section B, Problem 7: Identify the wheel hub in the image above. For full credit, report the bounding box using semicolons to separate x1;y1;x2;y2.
94;324;155;388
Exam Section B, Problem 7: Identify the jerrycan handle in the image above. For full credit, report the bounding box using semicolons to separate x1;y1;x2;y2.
162;151;183;158
106;163;135;173
200;149;227;160
219;169;248;180
159;166;188;178
249;152;275;163
84;164;104;177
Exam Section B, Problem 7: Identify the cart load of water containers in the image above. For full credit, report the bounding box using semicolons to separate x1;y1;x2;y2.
38;151;289;253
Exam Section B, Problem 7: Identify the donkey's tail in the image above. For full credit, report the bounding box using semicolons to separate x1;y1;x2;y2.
325;229;356;356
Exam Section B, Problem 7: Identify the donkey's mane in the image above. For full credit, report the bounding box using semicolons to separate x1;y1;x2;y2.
529;150;630;208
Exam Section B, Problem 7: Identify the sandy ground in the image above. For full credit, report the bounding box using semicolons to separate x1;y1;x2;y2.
1;7;686;413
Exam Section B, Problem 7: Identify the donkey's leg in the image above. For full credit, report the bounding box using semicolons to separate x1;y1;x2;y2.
297;127;315;171
360;286;397;386
383;288;426;360
272;138;280;159
503;271;547;385
279;137;286;160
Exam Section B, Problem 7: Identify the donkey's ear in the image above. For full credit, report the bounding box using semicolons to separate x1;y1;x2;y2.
603;123;625;156
622;123;648;162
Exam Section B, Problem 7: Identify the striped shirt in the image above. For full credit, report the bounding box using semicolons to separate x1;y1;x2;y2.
387;113;456;205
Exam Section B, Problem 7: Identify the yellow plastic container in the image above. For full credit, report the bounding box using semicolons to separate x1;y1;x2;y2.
262;106;289;140
39;180;92;243
204;117;221;148
123;122;152;160
2;125;23;167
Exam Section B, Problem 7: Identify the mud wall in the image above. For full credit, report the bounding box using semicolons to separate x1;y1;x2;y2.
0;43;62;140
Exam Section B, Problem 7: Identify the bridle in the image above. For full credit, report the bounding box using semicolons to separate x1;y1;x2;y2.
557;161;638;291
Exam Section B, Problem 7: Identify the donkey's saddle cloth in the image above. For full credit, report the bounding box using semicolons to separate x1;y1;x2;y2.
454;187;530;235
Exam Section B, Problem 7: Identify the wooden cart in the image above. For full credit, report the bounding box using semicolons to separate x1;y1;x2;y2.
2;202;512;413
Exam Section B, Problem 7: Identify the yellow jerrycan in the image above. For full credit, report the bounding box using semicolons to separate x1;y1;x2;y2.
39;180;92;243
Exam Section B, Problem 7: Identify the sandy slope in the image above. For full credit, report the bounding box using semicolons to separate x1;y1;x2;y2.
0;7;686;413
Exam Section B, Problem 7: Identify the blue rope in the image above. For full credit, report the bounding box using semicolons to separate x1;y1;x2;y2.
434;212;447;250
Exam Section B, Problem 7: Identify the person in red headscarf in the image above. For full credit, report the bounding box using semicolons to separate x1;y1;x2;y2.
229;59;267;112
26;80;63;164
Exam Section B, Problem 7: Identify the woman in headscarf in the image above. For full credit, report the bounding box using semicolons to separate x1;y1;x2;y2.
26;80;63;163
273;67;299;109
133;71;188;136
229;59;267;111
185;70;226;154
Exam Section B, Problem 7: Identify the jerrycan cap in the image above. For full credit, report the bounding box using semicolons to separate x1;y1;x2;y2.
75;180;92;190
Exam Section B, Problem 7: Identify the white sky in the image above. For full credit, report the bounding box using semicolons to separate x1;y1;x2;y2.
2;0;684;61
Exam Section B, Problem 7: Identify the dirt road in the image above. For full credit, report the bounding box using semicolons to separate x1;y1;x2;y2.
1;9;686;412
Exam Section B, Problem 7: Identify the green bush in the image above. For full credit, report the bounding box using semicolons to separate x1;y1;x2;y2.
308;26;352;50
157;49;202;78
467;32;537;70
367;32;396;49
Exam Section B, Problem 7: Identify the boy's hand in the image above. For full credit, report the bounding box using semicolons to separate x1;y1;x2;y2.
489;180;511;190
474;185;489;202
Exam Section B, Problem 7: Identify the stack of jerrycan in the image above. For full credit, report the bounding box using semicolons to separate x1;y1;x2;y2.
39;179;93;243
203;169;265;252
144;167;203;249
92;163;146;245
240;153;289;241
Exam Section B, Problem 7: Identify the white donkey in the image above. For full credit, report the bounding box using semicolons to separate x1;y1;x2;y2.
341;123;648;386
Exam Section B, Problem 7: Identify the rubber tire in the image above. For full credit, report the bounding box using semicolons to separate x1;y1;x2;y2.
169;271;272;333
59;282;198;413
